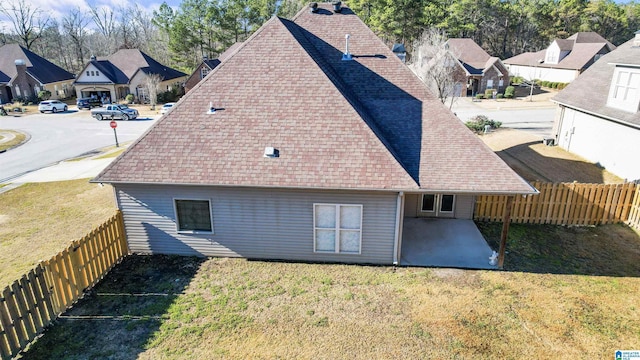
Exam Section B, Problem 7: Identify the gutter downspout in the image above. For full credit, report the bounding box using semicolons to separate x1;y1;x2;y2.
393;191;405;265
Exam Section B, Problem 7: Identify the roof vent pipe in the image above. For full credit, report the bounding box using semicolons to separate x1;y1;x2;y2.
206;101;216;114
342;34;352;61
332;1;342;13
90;55;96;61
309;2;318;13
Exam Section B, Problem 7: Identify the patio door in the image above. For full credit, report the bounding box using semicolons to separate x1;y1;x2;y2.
418;194;455;218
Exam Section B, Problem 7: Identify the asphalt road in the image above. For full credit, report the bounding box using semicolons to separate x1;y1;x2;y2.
0;109;159;182
451;102;556;138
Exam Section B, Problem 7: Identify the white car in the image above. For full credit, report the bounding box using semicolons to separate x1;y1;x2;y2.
160;102;176;115
38;100;68;113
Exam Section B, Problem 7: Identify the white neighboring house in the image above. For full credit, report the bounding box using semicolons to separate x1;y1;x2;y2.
73;49;187;103
551;32;640;182
505;32;615;83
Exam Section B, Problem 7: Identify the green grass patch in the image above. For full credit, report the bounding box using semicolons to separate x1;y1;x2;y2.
20;252;640;359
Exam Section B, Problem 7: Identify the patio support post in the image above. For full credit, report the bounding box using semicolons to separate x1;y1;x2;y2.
498;195;514;269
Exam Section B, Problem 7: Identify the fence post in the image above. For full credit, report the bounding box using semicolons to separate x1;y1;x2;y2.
497;196;514;269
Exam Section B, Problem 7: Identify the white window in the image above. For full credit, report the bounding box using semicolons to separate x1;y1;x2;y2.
487;79;494;89
314;204;362;254
607;66;640;113
420;194;455;214
174;199;213;233
201;66;210;79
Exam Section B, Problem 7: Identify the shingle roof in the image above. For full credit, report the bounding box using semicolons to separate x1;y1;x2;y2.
505;32;614;70
552;37;640;129
95;3;534;194
0;70;9;83
106;49;186;81
89;60;129;84
0;44;74;84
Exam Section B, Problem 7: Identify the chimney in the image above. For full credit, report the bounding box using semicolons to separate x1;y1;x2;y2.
635;30;640;47
342;34;352;61
203;54;208;61
13;59;31;98
332;1;342;13
309;2;318;13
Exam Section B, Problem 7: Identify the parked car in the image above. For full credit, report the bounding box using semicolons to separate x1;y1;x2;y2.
76;97;103;110
160;102;176;115
91;104;139;121
38;100;68;113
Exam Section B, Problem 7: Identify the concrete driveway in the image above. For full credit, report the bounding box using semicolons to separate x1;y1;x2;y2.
0;108;159;182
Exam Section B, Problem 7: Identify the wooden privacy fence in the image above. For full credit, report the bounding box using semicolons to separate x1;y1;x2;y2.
0;211;128;360
475;181;640;227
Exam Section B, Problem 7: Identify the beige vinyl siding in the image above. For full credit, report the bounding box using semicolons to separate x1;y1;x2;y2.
115;184;398;264
454;195;475;219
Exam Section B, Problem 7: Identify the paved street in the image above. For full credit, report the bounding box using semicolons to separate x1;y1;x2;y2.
0;109;159;182
451;97;557;138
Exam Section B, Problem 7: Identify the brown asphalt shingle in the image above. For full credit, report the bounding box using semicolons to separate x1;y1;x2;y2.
95;3;534;194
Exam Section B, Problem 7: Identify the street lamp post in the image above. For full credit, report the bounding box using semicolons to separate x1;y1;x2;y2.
529;59;544;102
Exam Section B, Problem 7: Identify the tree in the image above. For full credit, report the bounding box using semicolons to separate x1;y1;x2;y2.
144;74;163;110
62;7;90;73
409;28;462;108
0;0;50;50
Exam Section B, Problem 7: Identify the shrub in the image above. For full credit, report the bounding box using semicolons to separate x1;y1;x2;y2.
475;93;484;99
557;83;567;90
511;76;524;85
38;90;51;101
504;86;515;98
465;115;502;133
157;84;185;103
496;93;504;99
485;89;494;98
550;82;558;89
125;94;134;104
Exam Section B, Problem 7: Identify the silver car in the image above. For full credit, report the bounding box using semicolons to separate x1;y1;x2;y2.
38;100;68;113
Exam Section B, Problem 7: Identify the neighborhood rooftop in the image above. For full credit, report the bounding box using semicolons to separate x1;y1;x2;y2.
552;37;640;129
0;43;75;84
94;3;534;195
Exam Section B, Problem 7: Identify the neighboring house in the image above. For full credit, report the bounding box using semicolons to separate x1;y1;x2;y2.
505;32;615;84
0;44;75;104
94;3;535;266
551;32;640;182
74;49;187;103
184;42;243;93
444;38;510;96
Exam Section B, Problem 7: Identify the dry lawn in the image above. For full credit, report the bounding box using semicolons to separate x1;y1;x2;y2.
481;128;624;184
0;130;27;151
0;179;116;288
21;254;640;359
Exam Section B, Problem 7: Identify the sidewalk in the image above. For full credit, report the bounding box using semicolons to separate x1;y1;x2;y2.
0;147;123;194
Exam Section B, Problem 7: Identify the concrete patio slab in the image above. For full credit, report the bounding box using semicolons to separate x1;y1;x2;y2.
400;217;498;270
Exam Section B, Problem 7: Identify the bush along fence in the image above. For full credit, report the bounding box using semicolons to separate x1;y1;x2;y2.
475;181;640;228
0;211;128;360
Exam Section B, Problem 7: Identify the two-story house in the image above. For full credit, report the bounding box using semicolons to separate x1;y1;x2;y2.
505;32;615;84
551;32;640;182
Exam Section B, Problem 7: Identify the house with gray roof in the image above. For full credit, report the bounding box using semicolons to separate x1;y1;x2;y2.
93;3;535;268
551;32;640;182
74;49;187;103
0;44;75;104
184;42;243;93
505;32;615;84
445;38;510;96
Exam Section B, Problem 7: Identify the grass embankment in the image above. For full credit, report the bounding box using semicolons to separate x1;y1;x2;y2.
21;223;640;359
0;130;27;151
0;179;116;288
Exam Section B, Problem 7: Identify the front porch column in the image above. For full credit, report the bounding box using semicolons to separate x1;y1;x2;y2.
497;195;515;269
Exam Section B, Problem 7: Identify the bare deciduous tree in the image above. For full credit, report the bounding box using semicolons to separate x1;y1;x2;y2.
0;0;50;50
144;74;163;110
409;28;463;109
62;8;90;73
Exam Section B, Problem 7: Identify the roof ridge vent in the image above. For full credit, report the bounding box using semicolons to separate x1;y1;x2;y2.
342;34;352;61
332;1;342;13
264;146;279;158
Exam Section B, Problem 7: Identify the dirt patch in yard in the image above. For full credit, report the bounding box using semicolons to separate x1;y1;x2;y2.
481;128;624;184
